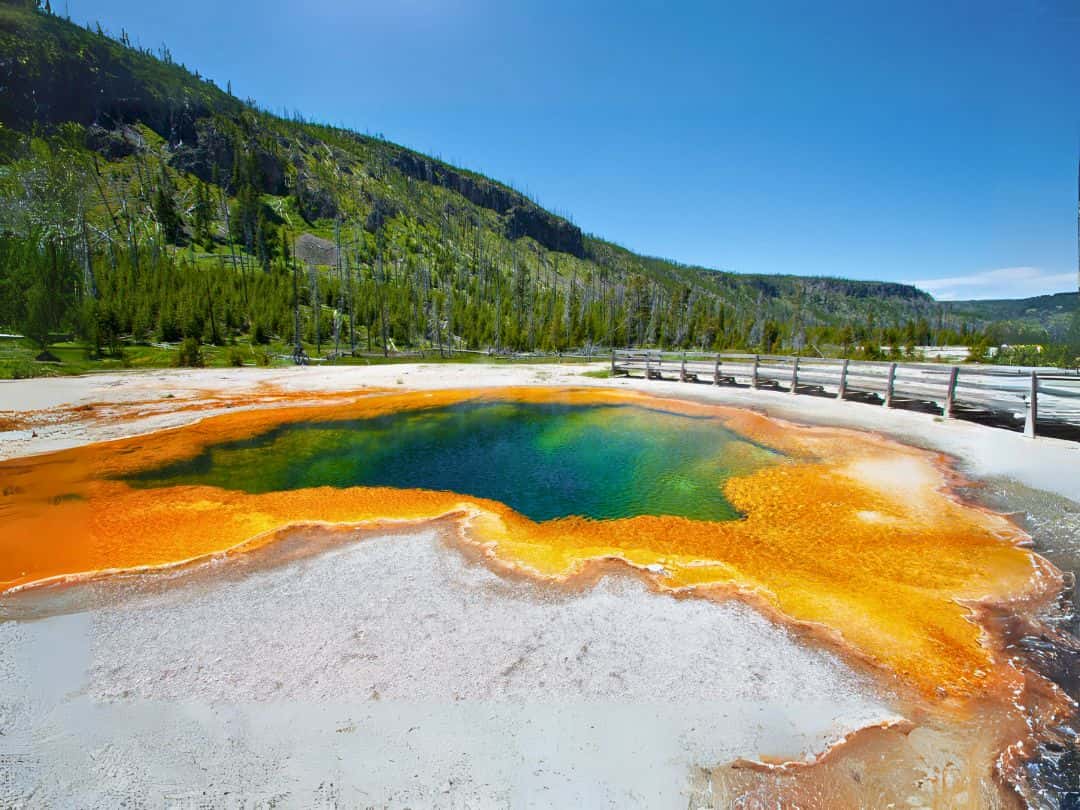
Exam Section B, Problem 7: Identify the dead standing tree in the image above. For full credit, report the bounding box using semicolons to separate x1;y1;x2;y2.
332;220;346;357
291;237;304;363
309;262;320;356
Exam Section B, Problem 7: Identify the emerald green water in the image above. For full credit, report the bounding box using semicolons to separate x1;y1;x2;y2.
127;402;781;522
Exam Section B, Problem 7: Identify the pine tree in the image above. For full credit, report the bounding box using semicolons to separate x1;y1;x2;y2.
152;166;182;244
193;180;214;248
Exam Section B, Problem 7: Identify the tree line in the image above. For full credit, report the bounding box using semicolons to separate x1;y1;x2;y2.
3;127;1067;370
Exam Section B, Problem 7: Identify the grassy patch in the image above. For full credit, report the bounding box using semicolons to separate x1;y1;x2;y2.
0;334;611;379
0;337;279;379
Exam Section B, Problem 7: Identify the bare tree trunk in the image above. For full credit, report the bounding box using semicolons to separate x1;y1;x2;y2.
292;242;303;362
444;294;451;357
347;251;357;355
309;264;320;356
333;220;343;357
204;276;219;345
377;250;388;357
119;197;139;273
80;213;97;299
220;188;249;312
564;269;576;349
494;272;502;353
89;156;123;272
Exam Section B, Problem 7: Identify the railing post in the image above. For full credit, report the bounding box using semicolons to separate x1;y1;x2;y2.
611;349;616;375
837;359;849;399
752;355;760;389
1024;371;1038;438
680;352;687;383
644;352;651;380
790;356;800;394
943;366;959;418
884;362;897;407
714;354;721;385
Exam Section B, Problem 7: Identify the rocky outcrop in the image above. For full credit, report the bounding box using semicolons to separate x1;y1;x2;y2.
294;233;339;267
364;198;403;234
505;205;584;257
170;120;290;198
391;152;584;257
295;177;339;223
169;119;234;182
0;12;241;146
253;148;288;197
85;124;146;159
392;152;512;211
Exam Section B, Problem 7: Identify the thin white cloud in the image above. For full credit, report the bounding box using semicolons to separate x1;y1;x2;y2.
906;266;1077;301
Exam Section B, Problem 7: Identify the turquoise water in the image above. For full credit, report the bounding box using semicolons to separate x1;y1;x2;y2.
127;401;780;522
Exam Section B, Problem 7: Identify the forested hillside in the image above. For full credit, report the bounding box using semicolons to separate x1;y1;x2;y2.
0;0;1042;374
944;292;1078;344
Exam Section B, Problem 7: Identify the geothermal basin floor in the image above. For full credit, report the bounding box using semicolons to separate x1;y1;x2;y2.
1;529;896;808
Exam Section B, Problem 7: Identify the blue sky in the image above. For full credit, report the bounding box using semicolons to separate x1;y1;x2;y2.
71;0;1078;300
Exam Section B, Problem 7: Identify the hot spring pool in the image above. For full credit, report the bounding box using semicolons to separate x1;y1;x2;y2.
126;401;782;522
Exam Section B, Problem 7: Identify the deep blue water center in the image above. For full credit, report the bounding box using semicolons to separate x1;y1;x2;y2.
127;401;780;522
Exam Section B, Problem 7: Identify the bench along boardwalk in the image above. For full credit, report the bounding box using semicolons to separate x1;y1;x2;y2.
612;350;1080;440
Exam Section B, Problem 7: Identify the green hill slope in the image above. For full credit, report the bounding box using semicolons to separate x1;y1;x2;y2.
944;292;1078;343
0;1;1008;369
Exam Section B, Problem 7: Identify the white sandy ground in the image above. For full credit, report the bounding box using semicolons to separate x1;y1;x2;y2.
1;364;1078;808
1;530;897;809
1;362;1078;501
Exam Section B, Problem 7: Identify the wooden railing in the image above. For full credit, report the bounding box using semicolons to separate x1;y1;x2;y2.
612;350;1080;440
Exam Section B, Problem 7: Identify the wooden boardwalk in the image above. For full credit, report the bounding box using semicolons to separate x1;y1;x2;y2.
612;350;1080;440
